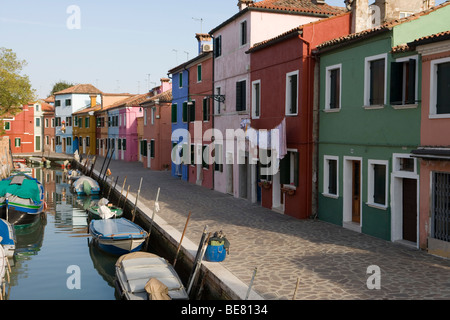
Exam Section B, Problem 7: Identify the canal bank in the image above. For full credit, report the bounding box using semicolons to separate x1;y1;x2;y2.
77;156;450;300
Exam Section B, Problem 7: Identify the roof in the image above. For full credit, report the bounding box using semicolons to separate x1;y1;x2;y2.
41;102;54;112
100;93;151;112
168;51;212;74
315;1;450;53
408;30;450;47
210;0;345;34
140;89;172;106
54;84;103;95
72;104;102;115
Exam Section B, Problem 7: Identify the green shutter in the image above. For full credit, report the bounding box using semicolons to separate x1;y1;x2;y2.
407;59;416;104
390;61;403;105
280;154;290;185
150;140;155;158
189;101;195;122
171;104;177;123
182;102;188;122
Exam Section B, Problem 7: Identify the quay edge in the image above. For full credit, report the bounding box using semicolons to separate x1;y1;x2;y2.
75;160;264;300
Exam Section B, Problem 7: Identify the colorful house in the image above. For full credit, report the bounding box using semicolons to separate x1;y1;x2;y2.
42;101;55;153
72;95;100;156
168;59;190;180
140;88;173;171
315;1;450;243
246;12;351;219
209;0;345;202
1;105;35;153
409;31;450;258
187;35;214;189
54;84;102;154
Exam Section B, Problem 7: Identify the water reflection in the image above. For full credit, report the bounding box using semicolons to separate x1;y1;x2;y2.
5;166;116;300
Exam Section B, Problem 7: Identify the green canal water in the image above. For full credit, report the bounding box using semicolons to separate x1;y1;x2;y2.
5;167;119;300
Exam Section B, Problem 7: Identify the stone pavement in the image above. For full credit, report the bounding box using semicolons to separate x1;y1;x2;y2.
93;157;450;300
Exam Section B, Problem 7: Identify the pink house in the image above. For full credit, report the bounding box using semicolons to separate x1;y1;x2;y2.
210;0;345;203
410;31;450;258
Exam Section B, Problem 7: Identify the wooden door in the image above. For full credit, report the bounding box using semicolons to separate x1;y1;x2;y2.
352;161;361;223
402;178;417;242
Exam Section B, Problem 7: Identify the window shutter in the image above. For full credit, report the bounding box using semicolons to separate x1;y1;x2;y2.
290;75;297;113
390;61;403;105
280;155;290;185
182;102;188;122
407;59;416;104
293;152;299;187
236;81;246;111
437;62;450;114
171;104;177;123
189;101;196;122
150;140;155;158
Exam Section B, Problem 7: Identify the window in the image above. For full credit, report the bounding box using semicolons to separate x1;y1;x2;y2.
390;57;417;106
202;145;209;169
393;154;416;175
55;100;61;107
240;20;247;46
188;101;195;122
85;117;90;128
324;156;339;197
214;35;222;58
286;71;299;115
65;99;71;106
150;140;155;158
55;117;61;127
179;73;183;88
144;109;147;126
171;104;177;123
67;137;72;146
151;107;155;125
66;117;72;126
51;118;55;127
430;58;450;116
215;87;222;114
365;54;387;107
280;150;299;187
86;137;90;147
202;98;209;121
118;138;121;150
35;104;39;112
190;144;195;165
182;102;188;122
368;160;388;208
325;64;341;110
35;118;40;127
4;121;10;130
197;64;202;82
35;136;40;151
214;143;223;172
122;139;126;151
140;140;148;157
45;118;49;128
236;80;246;112
252;80;261;118
432;172;450;243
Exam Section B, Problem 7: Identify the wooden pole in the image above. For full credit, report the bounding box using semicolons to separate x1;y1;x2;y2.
131;177;143;222
98;147;110;180
89;155;98;177
292;277;300;300
187;231;210;296
118;176;127;206
144;187;160;251
122;185;130;209
102;148;115;184
173;211;191;267
245;267;258;300
107;176;119;200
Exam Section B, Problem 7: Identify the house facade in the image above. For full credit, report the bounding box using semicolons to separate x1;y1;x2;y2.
316;2;450;243
72;95;100;156
210;0;344;202
410;31;450;258
42;101;55;153
187;36;214;189
33;101;44;152
140;89;173;171
2;105;35;153
54;84;102;154
247;13;351;219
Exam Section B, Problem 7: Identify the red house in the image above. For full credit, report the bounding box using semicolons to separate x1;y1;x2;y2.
247;13;351;219
187;34;214;189
2;104;35;153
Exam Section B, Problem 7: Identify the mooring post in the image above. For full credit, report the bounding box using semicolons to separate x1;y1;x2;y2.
131;177;143;222
173;211;191;267
144;187;160;251
245;267;258;300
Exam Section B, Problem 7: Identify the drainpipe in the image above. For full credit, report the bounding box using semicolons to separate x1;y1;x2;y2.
211;35;216;190
298;34;314;219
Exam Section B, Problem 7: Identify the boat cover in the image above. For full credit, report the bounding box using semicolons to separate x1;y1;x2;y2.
90;218;145;239
115;252;188;300
73;176;99;191
0;174;41;203
145;278;171;300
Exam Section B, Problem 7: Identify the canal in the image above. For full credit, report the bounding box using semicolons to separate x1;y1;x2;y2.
5;166;119;300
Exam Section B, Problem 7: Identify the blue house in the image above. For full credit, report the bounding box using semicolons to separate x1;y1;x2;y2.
168;64;190;181
107;107;120;160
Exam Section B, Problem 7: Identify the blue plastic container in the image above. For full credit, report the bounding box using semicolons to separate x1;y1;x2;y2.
205;244;226;262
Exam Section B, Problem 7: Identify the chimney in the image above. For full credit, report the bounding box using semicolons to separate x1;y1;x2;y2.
238;0;253;11
196;33;212;55
160;78;172;93
90;95;97;108
346;0;369;33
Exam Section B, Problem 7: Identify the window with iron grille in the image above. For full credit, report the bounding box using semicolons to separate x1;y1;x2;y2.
432;172;450;243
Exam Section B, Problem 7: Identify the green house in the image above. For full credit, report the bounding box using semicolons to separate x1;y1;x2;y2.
315;3;450;244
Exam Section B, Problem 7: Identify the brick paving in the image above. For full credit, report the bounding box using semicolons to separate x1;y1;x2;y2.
92;156;450;300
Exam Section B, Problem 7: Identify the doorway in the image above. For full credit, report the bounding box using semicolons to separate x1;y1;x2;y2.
343;157;362;232
402;178;417;242
352;160;361;224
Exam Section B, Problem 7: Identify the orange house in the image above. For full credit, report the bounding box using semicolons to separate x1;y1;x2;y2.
410;31;450;258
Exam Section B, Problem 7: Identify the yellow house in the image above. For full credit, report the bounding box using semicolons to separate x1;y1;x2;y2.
72;95;100;156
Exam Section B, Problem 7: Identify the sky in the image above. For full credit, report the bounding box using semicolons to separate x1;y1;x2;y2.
0;0;447;99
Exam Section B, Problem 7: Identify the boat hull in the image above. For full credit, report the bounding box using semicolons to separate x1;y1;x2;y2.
0;218;16;258
94;237;145;255
87;206;123;220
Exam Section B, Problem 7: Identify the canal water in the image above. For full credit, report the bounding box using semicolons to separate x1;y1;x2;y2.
5;166;119;300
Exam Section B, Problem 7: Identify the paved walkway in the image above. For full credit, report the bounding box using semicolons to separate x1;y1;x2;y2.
92;157;450;300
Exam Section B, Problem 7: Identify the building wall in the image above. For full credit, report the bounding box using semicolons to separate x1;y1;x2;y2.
4;105;35;153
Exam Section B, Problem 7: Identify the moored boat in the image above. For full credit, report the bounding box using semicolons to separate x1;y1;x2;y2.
0;173;45;228
115;252;189;300
89;218;147;255
87;205;123;220
72;176;100;196
0;219;15;258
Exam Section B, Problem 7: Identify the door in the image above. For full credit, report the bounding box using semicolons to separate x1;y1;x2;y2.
352;160;361;223
402;178;417;242
147;142;151;169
